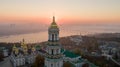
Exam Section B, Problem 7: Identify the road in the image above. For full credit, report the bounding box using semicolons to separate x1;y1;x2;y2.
110;57;120;66
107;55;120;66
0;57;13;67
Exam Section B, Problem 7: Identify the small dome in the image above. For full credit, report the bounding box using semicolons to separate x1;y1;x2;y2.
15;48;19;55
13;44;17;51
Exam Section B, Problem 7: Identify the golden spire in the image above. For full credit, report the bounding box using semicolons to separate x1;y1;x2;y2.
32;46;36;52
21;39;28;54
50;16;58;28
22;38;25;44
12;44;19;55
21;38;26;47
13;44;16;51
53;16;55;23
21;39;24;46
15;48;19;55
24;47;28;54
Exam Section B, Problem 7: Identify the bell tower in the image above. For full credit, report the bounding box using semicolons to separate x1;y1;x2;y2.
45;16;63;67
48;16;59;42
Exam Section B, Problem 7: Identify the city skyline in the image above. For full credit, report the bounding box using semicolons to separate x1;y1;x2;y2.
0;0;120;25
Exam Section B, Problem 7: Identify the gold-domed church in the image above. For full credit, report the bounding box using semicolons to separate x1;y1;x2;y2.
10;39;37;67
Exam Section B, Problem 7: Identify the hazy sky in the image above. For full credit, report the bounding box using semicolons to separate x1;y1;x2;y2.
0;0;120;24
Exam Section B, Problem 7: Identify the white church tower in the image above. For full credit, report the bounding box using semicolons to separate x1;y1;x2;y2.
45;16;63;67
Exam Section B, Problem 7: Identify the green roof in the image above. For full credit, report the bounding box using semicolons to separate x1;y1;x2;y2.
35;45;41;49
73;59;84;64
61;48;65;53
63;50;80;58
61;48;98;67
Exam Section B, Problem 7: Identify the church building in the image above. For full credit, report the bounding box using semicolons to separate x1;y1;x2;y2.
10;39;37;67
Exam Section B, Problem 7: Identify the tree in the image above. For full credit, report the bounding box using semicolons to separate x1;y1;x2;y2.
33;54;45;67
82;63;89;67
63;62;72;67
0;53;4;62
73;48;84;56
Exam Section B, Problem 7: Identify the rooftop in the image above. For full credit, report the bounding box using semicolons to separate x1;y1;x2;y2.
63;49;80;58
49;16;59;29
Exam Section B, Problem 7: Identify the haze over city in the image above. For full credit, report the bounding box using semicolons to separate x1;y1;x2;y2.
0;0;120;37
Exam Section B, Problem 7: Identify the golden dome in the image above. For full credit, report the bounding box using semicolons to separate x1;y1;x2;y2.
21;39;27;48
15;48;19;54
12;44;16;51
49;16;59;29
32;47;36;52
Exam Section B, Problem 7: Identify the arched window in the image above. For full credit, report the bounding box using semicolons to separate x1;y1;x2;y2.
51;49;54;55
51;64;53;67
56;49;59;54
55;34;57;41
52;34;54;41
57;63;59;67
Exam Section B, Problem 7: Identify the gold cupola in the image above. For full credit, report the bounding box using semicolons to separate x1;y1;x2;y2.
32;46;36;52
15;48;19;55
49;16;59;29
12;44;16;52
21;39;25;48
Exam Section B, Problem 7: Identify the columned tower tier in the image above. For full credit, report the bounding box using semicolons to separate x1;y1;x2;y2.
48;28;59;42
45;16;63;67
48;16;59;42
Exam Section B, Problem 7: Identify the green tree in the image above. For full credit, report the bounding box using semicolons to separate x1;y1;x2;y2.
0;53;4;61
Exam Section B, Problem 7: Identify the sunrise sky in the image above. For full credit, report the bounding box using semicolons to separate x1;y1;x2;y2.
0;0;120;24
